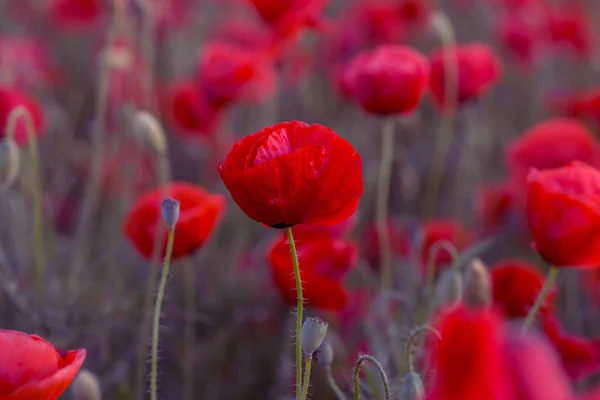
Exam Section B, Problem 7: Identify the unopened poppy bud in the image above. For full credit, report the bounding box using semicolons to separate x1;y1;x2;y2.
400;372;425;400
463;258;492;309
301;317;328;355
433;268;462;310
0;139;19;190
316;341;334;369
161;198;180;230
133;110;167;155
71;369;102;400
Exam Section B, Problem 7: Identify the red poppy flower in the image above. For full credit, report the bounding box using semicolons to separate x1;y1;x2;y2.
429;43;502;109
396;0;431;28
0;329;86;399
506;118;600;191
269;226;357;310
0;86;44;147
0;36;59;89
248;0;328;37
542;316;600;382
496;15;545;69
218;121;363;228
476;183;515;233
548;88;600;130
47;0;102;31
123;182;225;260
527;161;600;268
490;259;557;319
163;80;222;138
426;306;517;400
419;219;474;277
344;45;429;115
195;41;276;110
547;6;592;60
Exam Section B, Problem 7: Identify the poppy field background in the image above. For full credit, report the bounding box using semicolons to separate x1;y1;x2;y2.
2;0;600;399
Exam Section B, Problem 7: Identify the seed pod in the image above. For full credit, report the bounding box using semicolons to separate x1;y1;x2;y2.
316;341;334;369
301;317;328;355
463;258;492;309
133;110;167;155
71;369;102;400
0;139;20;190
400;372;425;400
161;198;180;231
433;268;462;310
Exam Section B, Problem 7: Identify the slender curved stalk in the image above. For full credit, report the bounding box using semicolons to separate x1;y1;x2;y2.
522;266;558;332
405;326;441;374
326;369;347;400
150;229;175;400
140;0;158;114
377;118;395;292
422;11;457;218
286;227;304;400
5;107;45;305
182;258;197;400
425;240;460;298
301;356;313;400
353;355;391;400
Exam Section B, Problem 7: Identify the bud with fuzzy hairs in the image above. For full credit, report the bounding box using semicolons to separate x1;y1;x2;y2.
463;258;492;309
400;372;425;400
316;341;334;369
161;198;180;231
301;317;328;355
0;139;19;190
71;369;102;400
133;110;167;155
433;268;462;310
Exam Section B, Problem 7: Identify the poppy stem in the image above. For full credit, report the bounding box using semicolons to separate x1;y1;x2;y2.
522;266;558;332
405;325;441;374
300;355;313;400
326;369;347;400
426;240;460;299
422;11;457;219
352;355;391;400
182;258;196;400
286;227;304;400
150;228;175;400
377;117;395;293
5;106;45;309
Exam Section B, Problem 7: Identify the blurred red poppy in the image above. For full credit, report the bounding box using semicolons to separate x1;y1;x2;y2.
248;0;328;39
496;15;545;69
218;121;363;228
0;329;86;399
527;161;600;268
123;182;225;260
490;259;556;319
476;183;515;233
0;36;59;89
0;86;44;147
547;6;592;60
196;41;276;110
429;43;502;109
426;306;517;400
47;0;103;31
344;45;429;115
419;219;474;277
269;226;357;310
549;88;600;130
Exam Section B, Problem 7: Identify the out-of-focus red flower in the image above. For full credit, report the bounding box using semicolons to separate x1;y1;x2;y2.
47;0;103;31
163;80;222;138
344;45;429;115
362;219;411;269
210;17;272;52
426;306;517;400
0;329;86;399
547;6;592;60
419;219;474;277
196;41;276;110
0;86;44;147
269;226;357;310
476;182;515;233
0;36;59;89
541;316;600;382
506;118;600;191
396;0;431;27
248;0;328;39
503;328;576;400
218;121;363;228
123;182;225;260
490;259;556;319
429;43;502;109
527;161;600;268
548;88;600;130
496;15;546;69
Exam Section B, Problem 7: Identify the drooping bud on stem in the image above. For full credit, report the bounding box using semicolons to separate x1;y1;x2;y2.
133;110;167;155
316;341;334;369
353;354;391;400
71;369;102;400
400;372;425;400
405;325;441;374
301;317;328;356
463;258;492;309
426;240;460;298
161;198;180;231
0;139;19;190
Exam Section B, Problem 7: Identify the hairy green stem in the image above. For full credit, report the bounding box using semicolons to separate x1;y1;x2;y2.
183;258;196;400
377;118;395;292
522;266;558;332
286;227;304;400
405;326;441;374
150;229;175;400
301;356;313;400
353;355;391;400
